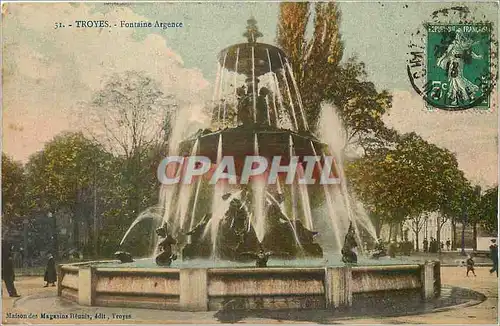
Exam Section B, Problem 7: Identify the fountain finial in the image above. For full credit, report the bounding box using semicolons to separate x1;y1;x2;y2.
243;17;263;43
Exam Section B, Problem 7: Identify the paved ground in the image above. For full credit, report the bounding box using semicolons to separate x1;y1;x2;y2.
2;266;498;324
401;252;493;266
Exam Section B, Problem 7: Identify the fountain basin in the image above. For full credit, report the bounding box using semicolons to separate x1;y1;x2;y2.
57;261;440;311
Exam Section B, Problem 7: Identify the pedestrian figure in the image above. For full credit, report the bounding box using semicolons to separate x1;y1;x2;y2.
43;254;57;287
430;237;437;253
440;241;444;251
489;239;498;276
466;255;476;277
423;238;428;253
2;242;20;297
446;239;451;251
388;240;397;258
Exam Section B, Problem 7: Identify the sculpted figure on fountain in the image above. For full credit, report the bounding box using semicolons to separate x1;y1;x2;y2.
236;85;253;126
182;213;213;259
240;247;274;267
114;251;134;263
261;201;322;258
217;198;260;260
341;221;358;264
155;222;178;266
371;238;387;259
256;87;270;125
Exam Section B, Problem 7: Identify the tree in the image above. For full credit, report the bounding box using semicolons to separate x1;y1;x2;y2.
347;132;465;249
325;58;396;154
25;132;111;254
86;71;176;158
1;154;26;226
477;186;498;234
277;3;395;153
85;71;177;217
408;214;428;252
277;2;344;130
96;145;165;257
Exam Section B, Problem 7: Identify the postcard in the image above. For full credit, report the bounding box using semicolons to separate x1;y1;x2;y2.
1;1;498;325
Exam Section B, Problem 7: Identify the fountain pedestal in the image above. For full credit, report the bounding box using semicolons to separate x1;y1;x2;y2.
325;267;352;308
77;266;96;306
180;269;208;311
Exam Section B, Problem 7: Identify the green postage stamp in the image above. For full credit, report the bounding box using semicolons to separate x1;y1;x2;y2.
407;6;497;111
426;23;492;109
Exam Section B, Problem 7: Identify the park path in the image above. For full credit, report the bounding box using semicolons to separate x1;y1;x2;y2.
2;266;498;324
341;266;498;324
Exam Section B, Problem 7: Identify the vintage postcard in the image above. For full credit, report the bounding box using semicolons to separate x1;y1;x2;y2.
1;1;498;325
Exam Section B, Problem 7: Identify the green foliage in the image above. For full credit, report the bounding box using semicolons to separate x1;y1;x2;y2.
347;132;465;228
277;2;344;129
1;154;26;225
325;58;397;153
277;4;395;152
477;186;498;234
24;132;108;212
93;144;165;256
19;131;165;257
80;71;177;256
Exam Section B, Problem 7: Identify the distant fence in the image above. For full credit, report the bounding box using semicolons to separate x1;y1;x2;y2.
14;259;103;276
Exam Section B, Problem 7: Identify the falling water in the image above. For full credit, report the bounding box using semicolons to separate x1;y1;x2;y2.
174;139;199;232
145;23;382;264
353;202;379;243
278;53;298;130
266;192;301;246
160;100;208;230
209;134;225;256
252;133;267;241
288;135;298;222
251;46;257;123
275;178;285;211
266;49;279;128
217;52;228;123
232;47;240;122
160;160;183;229
265;96;271;124
318;104;378;248
310;141;343;251
271;72;290;129
285;60;309;130
120;206;164;246
296;163;314;230
188;175;203;233
212;63;222;106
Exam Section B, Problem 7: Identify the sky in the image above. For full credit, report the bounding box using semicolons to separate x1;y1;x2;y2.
2;1;498;187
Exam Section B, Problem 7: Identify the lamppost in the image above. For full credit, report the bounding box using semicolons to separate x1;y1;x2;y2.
48;212;58;259
23;219;29;267
461;200;468;256
425;219;428;240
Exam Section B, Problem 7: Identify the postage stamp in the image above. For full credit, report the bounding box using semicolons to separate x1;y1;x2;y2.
407;6;498;111
426;23;492;109
2;2;498;325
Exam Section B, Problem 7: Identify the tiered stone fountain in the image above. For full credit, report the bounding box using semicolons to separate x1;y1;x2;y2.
58;18;441;312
